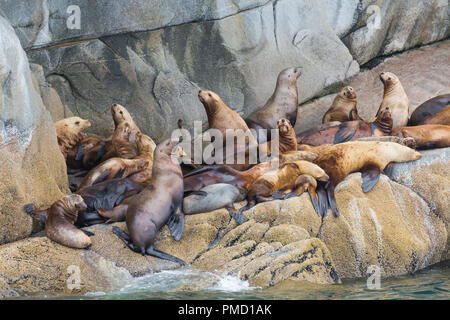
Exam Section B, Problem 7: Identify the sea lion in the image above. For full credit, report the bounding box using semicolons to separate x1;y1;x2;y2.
230;160;329;222
272;174;319;211
112;138;187;265
392;124;450;149
55;117;91;161
183;161;274;193
78;132;155;189
260;118;298;156
297;106;393;146
65;137;109;173
322;86;359;123
279;150;318;163
313;141;421;217
246;67;302;143
45;194;91;249
375;72;409;129
409;94;450;126
418;105;450;126
198;90;258;171
182;183;247;215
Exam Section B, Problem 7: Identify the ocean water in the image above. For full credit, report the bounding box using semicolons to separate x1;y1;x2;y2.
57;260;449;300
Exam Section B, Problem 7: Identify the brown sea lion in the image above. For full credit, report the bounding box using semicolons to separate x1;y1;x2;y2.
246;67;302;143
66;137;109;172
55;117;91;161
112;138;187;265
111;122;138;159
375;72;409;129
313;141;421;217
409;94;450;126
198;90;258;171
231;160;329;222
392;124;450;149
45;194;91;249
78;132;155;189
260;118;298;156
297;106;393;146
322;86;359;123
183;161;274;193
272;174;319;211
418;105;450;126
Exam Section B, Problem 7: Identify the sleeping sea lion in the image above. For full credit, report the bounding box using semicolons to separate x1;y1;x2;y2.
418;105;450;126
409;94;450;126
392;124;450;149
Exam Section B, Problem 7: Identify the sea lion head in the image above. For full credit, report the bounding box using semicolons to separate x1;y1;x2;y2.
65;194;88;212
55;117;91;147
339;86;356;100
380;72;399;88
278;67;302;84
157;138;186;159
295;174;317;193
276;118;292;134
111;103;133;127
197;90;224;111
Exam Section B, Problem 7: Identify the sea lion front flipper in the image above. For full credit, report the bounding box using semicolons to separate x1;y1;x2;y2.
92;169;111;185
227;206;244;225
112;226;140;253
81;229;95;237
316;183;329;217
334;121;358;144
326;182;340;217
146;247;187;266
75;145;85;161
24;203;48;223
361;164;381;193
308;188;320;215
167;208;185;241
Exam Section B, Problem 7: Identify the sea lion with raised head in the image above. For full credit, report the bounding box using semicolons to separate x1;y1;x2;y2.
322;86;359;123
313;141;421;217
375;72;409;129
45;194;92;249
409;94;450;126
112;138;187;265
392;124;450;149
297;106;393;146
246;67;302;143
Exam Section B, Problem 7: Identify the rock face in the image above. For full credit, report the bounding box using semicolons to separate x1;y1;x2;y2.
0;148;447;296
0;16;69;245
295;39;450;133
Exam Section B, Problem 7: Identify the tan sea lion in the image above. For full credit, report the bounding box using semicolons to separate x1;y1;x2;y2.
297;106;393;146
418;105;450;126
322;86;359;123
45;194;91;249
111;122;138;159
375;72;409;129
313;141;421;217
112;138;187;265
55;117;91;160
198;90;258;171
78;132;155;189
392;124;450;149
246;67;302;143
230;160;329;222
409;94;450;126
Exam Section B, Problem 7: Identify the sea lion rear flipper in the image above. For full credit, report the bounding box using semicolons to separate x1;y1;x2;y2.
183;190;208;198
383;162;394;178
325;182;340;217
112;226;140;253
226;206;244;225
81;229;95;237
167;209;185;241
308;188;320;215
113;168;126;179
361;164;381;193
334;122;358;144
146;247;187;266
24;203;48;223
316;183;328;217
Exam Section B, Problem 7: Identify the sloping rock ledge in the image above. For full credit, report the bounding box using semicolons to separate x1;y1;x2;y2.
0;148;448;298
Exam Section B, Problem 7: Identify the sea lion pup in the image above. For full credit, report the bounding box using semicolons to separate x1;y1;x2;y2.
313;141;421;217
183;161;274;193
230;160;329;222
409;94;450;126
198;90;258;171
55;117;91;160
112;138;187;265
78;132;155;189
246;67;302;143
259;118;298;155
322;86;359;123
418;105;450;126
375;72;409;129
392;124;450;149
182;183;247;215
297;106;393;146
45;194;91;249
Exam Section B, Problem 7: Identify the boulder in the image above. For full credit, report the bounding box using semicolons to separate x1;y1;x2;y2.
0;16;69;245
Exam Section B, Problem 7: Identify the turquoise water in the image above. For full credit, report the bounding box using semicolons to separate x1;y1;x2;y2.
67;260;449;300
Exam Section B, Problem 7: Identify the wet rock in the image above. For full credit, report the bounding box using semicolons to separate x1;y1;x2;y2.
0;16;69;245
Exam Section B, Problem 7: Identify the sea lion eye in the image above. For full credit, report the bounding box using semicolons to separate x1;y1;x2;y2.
388;77;391;80
75;121;80;125
120;111;123;114
208;93;212;97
